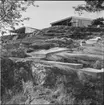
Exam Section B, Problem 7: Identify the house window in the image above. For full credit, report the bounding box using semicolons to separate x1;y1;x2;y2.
76;19;78;27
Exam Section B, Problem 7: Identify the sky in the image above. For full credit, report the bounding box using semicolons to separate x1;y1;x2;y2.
21;1;104;29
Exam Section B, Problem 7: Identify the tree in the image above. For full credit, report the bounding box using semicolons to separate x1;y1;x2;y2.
91;17;104;26
0;0;38;33
74;0;104;14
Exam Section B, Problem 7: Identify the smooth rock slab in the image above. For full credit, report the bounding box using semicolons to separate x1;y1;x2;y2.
40;60;83;69
80;68;104;74
30;99;50;104
78;68;104;80
46;51;104;63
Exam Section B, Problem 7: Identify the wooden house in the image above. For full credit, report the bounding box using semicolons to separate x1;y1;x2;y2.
51;16;92;27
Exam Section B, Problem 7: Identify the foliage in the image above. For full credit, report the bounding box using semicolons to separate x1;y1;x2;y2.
91;17;104;26
1;46;29;58
1;57;104;104
0;0;38;33
10;48;28;58
43;67;104;104
74;0;104;14
1;57;33;103
31;43;55;50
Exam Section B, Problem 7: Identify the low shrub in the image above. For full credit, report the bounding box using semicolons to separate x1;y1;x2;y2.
1;48;29;58
43;67;104;104
31;43;55;50
1;57;34;103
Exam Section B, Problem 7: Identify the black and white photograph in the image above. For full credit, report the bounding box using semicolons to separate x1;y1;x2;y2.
0;0;104;104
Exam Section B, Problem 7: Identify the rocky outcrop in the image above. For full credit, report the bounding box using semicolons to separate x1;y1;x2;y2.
1;25;104;104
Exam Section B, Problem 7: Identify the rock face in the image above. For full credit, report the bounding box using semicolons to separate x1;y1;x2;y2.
46;52;103;61
1;25;104;104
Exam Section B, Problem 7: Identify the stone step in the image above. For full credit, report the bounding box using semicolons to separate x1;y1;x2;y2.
64;53;103;60
39;60;83;69
52;52;103;61
80;68;104;74
46;51;104;63
78;68;104;79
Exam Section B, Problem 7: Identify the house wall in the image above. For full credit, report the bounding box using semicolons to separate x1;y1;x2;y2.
71;18;92;27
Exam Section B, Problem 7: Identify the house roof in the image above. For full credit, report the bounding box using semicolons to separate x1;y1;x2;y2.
50;17;72;25
10;27;25;33
50;16;93;25
10;27;38;33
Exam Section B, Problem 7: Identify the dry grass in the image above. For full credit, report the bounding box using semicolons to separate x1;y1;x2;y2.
1;59;104;104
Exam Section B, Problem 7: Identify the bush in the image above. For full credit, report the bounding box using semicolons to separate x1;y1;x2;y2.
43;67;104;104
93;60;104;69
1;57;34;103
11;49;28;58
31;43;55;50
1;48;29;58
